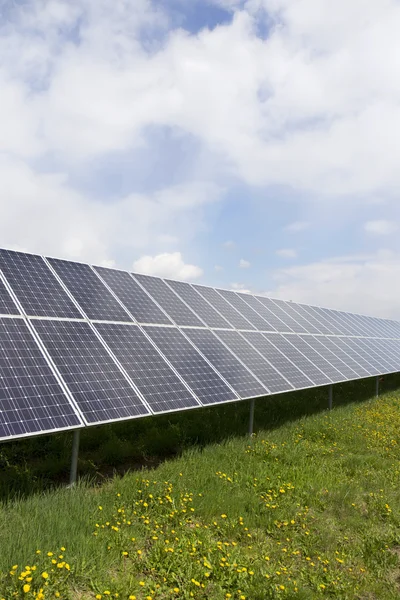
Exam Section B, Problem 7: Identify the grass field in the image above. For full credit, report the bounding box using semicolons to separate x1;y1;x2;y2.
1;376;400;599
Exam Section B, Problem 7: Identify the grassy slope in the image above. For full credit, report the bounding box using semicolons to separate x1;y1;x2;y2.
1;384;400;599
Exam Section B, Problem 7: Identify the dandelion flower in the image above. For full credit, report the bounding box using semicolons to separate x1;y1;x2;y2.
23;584;30;593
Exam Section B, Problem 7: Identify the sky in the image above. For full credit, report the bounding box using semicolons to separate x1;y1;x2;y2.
1;0;400;318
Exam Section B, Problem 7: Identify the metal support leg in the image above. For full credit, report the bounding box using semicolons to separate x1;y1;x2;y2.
328;385;333;411
249;398;255;436
69;429;80;487
376;376;379;397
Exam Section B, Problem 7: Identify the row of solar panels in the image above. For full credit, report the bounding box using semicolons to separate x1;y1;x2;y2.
0;248;399;442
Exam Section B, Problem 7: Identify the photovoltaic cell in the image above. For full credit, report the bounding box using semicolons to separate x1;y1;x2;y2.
268;299;309;334
242;332;313;389
344;338;387;373
287;303;326;334
165;280;233;329
299;335;358;380
250;296;293;332
304;306;342;335
255;296;301;333
193;285;255;330
184;327;268;398
329;310;362;336
0;249;82;318
313;336;369;378
354;338;397;372
0;278;19;315
143;326;238;405
318;309;354;336
329;337;378;375
273;300;321;334
94;267;172;325
263;333;331;386
93;323;200;413
32;319;149;424
134;274;204;327
285;335;346;382
47;258;132;322
215;329;292;393
216;289;274;331
0;318;82;440
376;340;400;369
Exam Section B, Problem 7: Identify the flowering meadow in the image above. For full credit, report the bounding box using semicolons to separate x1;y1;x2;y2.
1;382;400;598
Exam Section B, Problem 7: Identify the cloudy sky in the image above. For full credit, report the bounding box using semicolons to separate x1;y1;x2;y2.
1;0;400;318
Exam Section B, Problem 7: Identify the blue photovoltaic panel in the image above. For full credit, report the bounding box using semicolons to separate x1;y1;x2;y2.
255;296;300;333
47;258;132;322
217;289;274;331
32;320;149;424
143;326;238;405
329;310;362;336
242;332;313;389
93;323;200;413
329;337;378;375
184;327;268;398
94;267;172;325
322;337;371;377
303;306;342;335
286;303;326;334
165;279;233;329
354;338;397;372
214;329;292;393
0;278;19;315
268;299;309;334
263;333;331;386
285;335;347;383
299;335;359;380
343;313;370;337
376;340;400;369
0;249;82;318
343;338;387;373
273;300;321;334
0;318;82;441
193;285;255;330
134;274;204;327
250;296;293;332
315;308;353;336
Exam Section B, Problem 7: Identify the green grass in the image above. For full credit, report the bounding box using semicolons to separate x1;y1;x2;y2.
1;378;400;599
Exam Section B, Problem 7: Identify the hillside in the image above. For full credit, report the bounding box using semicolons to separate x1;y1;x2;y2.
1;381;400;599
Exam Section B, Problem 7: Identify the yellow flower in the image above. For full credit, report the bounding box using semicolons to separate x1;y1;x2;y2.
23;584;31;593
55;594;60;598
139;581;145;586
129;596;136;600
37;594;44;600
47;552;53;557
41;572;49;579
96;595;102;599
221;514;227;519
60;547;66;551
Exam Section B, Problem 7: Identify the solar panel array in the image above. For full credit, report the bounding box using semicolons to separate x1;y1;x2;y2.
1;247;400;441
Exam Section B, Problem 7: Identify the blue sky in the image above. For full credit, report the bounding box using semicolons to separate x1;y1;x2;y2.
0;0;400;317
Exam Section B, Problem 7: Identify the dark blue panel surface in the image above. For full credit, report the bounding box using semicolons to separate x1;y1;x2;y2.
143;326;238;405
94;267;172;325
166;280;232;329
193;285;255;330
184;327;268;398
0;249;82;318
300;336;358;380
0;318;81;440
33;320;149;424
134;274;204;327
217;289;273;331
329;337;378;375
94;323;199;413
286;335;347;382
0;278;19;315
48;258;131;322
214;329;292;393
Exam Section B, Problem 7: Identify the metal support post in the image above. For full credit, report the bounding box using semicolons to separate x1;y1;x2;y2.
328;385;333;411
69;429;80;487
376;376;379;397
248;398;255;436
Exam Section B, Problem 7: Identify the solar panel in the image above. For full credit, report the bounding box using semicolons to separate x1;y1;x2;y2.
184;327;268;398
345;337;390;373
317;308;354;336
0;249;82;318
385;319;400;338
47;258;132;322
237;295;278;331
329;337;378;375
272;300;321;334
143;326;238;405
94;267;172;325
262;333;330;386
376;339;400;368
93;323;200;413
214;329;292;393
0;318;82;441
165;279;233;329
216;289;274;331
284;335;346;383
300;335;360;380
353;338;397;372
321;337;371;377
193;285;255;330
285;303;325;334
134;274;204;327
342;313;370;337
329;310;362;336
32;320;149;424
0;278;19;315
242;332;313;389
257;297;307;333
303;306;342;335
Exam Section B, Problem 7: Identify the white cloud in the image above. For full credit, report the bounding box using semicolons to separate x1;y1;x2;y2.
230;282;252;293
133;252;203;280
276;248;297;259
269;249;400;318
239;258;251;268
284;221;309;233
364;220;398;235
214;265;223;272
